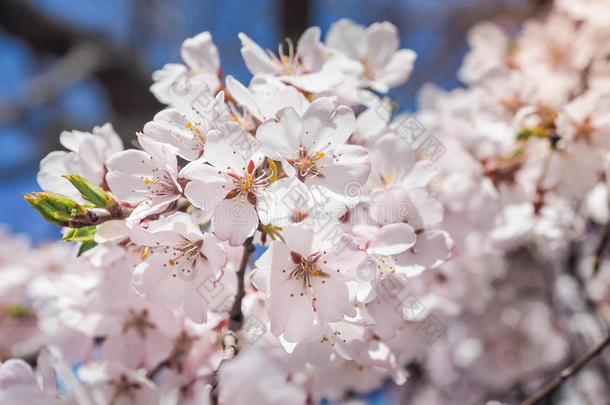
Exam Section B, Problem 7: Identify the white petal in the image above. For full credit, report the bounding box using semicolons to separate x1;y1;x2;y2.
181;160;232;213
257;106;303;160
365;22;399;70
181;31;220;74
238;32;275;75
377;49;416;89
302;98;355;151
212;199;259;246
326;19;366;60
368;223;416;255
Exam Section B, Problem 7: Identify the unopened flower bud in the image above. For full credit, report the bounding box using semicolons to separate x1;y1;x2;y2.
23;192;86;226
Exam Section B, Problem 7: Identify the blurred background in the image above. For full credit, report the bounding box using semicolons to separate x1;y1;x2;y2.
0;0;549;243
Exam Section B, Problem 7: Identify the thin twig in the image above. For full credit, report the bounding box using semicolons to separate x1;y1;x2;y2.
593;219;610;275
520;333;610;405
67;207;128;228
67;197;191;228
208;236;255;403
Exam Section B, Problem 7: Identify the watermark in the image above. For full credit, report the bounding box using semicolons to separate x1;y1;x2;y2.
416;135;446;164
369;273;446;345
395;114;426;145
195;274;233;312
356;91;446;163
401;293;426;322
242;314;267;344
195;279;267;345
414;314;446;345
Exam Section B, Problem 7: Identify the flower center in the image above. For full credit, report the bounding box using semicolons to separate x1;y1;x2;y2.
287;147;325;181
141;170;179;199
225;160;269;204
122;309;156;338
271;38;302;76
288;251;329;291
109;374;141;405
165;240;205;279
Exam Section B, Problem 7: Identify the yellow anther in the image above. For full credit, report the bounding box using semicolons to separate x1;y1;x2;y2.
378;264;395;274
267;158;278;184
141;247;149;260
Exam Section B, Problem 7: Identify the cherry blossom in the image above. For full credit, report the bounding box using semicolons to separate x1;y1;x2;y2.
239;27;342;93
252;224;366;342
151;32;221;106
15;6;610;405
143;90;231;161
37;123;123;202
130;212;227;323
325;19;416;93
106;134;182;222
180;125;268;246
257;97;371;207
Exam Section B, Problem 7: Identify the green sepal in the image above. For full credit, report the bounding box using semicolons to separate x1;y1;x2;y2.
64;174;116;210
77;240;98;257
517;126;547;140
63;225;97;242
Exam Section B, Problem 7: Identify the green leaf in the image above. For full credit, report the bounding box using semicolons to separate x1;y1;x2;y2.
64;174;116;210
63;225;98;256
78;240;98;257
63;225;97;242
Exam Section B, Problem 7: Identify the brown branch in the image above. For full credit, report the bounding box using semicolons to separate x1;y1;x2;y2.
67;198;190;228
226;236;255;339
520;333;610;405
208;236;255;403
67;207;128;228
593;219;610;276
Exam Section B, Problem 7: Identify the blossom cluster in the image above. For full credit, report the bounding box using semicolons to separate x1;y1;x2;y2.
5;0;610;403
396;0;610;403
4;20;455;405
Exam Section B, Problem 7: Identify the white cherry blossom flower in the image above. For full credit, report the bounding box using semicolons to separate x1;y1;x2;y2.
218;347;306;405
325;19;416;93
143;90;232;161
78;361;159;405
151;31;221;106
257;97;370;207
180;125;269;246
252;224;365;343
106;134;182;222
225;75;308;123
130;212;227;323
37;123;123;202
239;27;342;93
